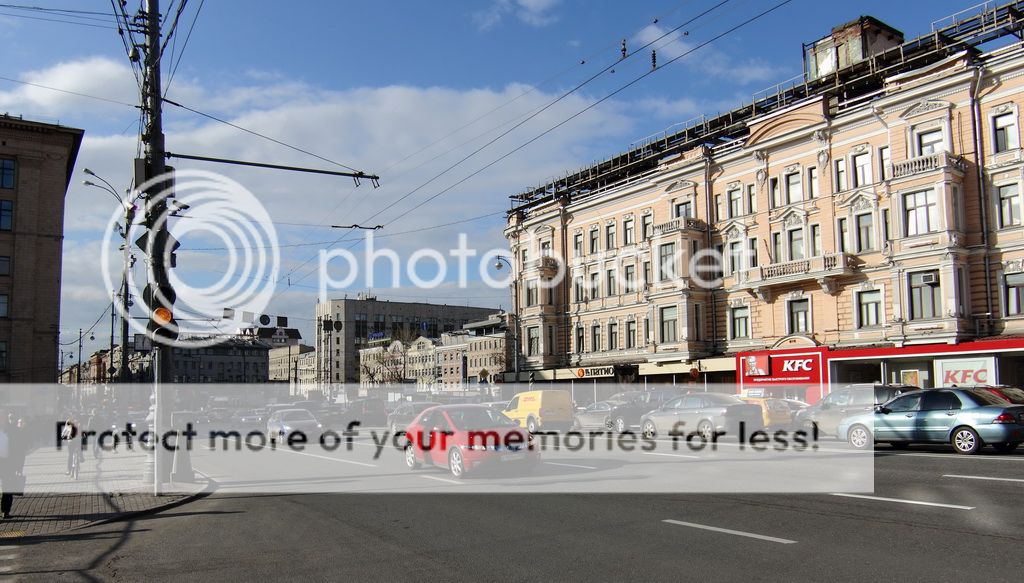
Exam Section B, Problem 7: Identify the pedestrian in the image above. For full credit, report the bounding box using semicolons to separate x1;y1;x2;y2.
0;412;23;519
61;414;81;475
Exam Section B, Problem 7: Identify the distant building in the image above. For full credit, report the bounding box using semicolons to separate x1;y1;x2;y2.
268;343;314;383
314;293;496;386
240;326;302;348
0;115;83;382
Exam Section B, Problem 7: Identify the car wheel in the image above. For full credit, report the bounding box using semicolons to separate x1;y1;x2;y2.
404;443;421;470
952;426;982;455
526;417;538;434
847;424;871;450
614;417;627;434
642;421;657;440
697;421;714;442
448;447;465;478
993;442;1019;454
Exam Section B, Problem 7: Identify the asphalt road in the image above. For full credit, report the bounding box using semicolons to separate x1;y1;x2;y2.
5;442;1024;582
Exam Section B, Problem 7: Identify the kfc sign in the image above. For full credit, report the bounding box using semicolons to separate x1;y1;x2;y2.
738;351;824;384
935;357;995;386
781;359;813;372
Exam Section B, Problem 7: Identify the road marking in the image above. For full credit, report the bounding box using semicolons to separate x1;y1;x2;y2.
420;474;463;485
830;493;974;510
650;438;856;454
880;452;1024;462
662;519;796;544
276;448;378;468
943;474;1024;483
642;451;700;459
544;461;597;470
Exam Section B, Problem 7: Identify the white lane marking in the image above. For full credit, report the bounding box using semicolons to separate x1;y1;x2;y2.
650;437;854;454
420;474;463;485
881;452;1024;462
943;474;1024;483
662;519;796;544
830;493;974;510
275;448;378;468
544;461;597;470
642;451;700;459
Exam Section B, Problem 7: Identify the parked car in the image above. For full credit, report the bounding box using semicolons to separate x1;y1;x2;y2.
481;401;510;413
840;388;1024;454
573;400;615;430
387;401;440;434
640;393;764;440
606;391;645;406
404;405;539;478
606;389;690;433
266;409;322;445
740;397;796;429
502;390;573;433
331;399;388;428
230;409;265;427
793;384;917;436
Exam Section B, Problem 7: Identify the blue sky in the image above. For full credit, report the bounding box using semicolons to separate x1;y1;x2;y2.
0;0;983;355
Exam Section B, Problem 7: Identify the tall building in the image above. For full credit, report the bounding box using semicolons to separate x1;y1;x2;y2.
0;115;83;382
314;293;496;386
504;6;1024;400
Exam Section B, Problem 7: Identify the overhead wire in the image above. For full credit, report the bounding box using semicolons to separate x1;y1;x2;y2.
163;0;203;97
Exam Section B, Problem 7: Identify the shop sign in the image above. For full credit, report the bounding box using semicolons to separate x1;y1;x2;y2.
575;366;614;378
934;357;995;386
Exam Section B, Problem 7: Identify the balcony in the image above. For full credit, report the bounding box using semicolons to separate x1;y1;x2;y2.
737;253;857;296
653;217;707;236
890;151;966;180
527;256;560;276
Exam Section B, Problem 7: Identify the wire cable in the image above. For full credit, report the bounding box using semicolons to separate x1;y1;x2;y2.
163;0;203;97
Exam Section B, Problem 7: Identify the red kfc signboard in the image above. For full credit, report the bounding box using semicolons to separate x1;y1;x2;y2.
737;348;828;386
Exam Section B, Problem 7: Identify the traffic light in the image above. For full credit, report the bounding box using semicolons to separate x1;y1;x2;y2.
143;282;178;342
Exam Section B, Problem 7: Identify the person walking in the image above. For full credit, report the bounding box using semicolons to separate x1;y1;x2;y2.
0;412;22;519
61;414;80;476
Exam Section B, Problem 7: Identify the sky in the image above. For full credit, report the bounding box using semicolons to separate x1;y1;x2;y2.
0;0;984;358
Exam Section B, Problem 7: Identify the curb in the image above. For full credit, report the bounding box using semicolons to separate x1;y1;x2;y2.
70;473;219;532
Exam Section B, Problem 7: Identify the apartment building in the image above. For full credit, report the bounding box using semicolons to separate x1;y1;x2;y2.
0;115;83;382
503;6;1024;399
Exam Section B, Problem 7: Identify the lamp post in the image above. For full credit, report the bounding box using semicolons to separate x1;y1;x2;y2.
83;168;140;385
493;256;520;381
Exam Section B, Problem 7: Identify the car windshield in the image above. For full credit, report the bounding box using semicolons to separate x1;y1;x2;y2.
703;393;745;405
995;387;1024;403
608;392;643;404
962;389;1012;407
283;411;315;422
445;407;517;430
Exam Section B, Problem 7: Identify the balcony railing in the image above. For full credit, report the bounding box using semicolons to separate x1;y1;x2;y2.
653;217;707;235
745;252;855;284
527;256;560;273
890;151;966;179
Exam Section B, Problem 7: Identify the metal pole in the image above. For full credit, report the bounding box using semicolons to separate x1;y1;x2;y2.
120;203;134;382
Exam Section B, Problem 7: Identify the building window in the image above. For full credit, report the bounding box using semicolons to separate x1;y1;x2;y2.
879;146;891;180
0;256;9;276
642;261;652;287
909;270;941;320
624;264;636;293
659;306;677;343
525;281;538;307
999;183;1021;228
994;113;1019;153
771;232;782;263
728;241;742;274
573;276;584;302
856;213;875;252
547;326;554;355
837;218;848;252
882;209;891;243
575;326;585;352
658;243;676;281
807;166;818;199
625;320;636;349
573;233;583;257
675;201;693;219
623;218;635;245
770;177;781;208
0;341;6;371
591;324;601;352
540;241;552;257
527;327;540;357
730;307;750;339
788;299;810;333
605;224;616;249
0;200;11;231
917;129;944;156
1006;273;1024;316
747;238;758;268
904;189;939;236
641;214;653;240
746;184;757;215
852;152;872;187
589;228;599;253
835;159;847;192
608;322;618;350
589;272;600;300
857;290;882;328
0;159;13;189
0;294;8;317
788;228;805;261
811;224;821;257
727;189;742;217
785;172;802;204
606;269;617;296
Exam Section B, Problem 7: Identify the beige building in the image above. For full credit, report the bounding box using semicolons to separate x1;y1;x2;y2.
268;343;314;383
503;9;1024;393
438;331;469;389
0;115;83;382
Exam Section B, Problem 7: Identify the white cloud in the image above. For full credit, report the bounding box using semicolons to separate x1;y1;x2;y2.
473;0;561;31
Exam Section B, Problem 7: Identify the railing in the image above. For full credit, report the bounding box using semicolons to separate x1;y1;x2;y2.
756;253;853;281
891;151;966;179
761;259;811;279
653;217;707;235
528;256;560;271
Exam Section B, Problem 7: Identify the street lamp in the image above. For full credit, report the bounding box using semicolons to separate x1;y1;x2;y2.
493;256;520;380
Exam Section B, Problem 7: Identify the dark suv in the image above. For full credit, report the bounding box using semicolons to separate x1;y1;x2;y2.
794;383;918;436
606;388;690;433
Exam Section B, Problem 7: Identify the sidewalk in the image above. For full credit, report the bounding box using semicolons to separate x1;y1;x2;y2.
0;445;211;538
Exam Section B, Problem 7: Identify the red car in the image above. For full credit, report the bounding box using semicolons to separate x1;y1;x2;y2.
404;405;540;478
